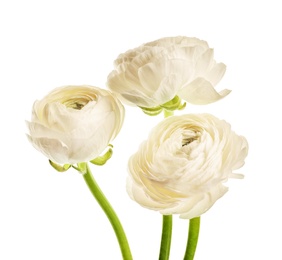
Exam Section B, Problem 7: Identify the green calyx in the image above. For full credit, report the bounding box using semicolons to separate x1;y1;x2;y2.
49;160;71;172
72;162;87;174
49;160;87;174
49;145;114;173
140;106;163;116
140;96;186;116
90;144;113;166
162;95;186;111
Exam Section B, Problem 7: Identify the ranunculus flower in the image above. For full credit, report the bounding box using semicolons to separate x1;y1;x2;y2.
107;36;230;114
26;85;124;165
127;114;248;219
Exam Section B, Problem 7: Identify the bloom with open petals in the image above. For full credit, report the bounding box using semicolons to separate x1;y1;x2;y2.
127;114;248;219
26;85;124;164
107;36;230;114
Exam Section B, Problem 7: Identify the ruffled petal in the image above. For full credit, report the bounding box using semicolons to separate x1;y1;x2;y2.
195;49;215;76
178;78;231;105
127;113;248;218
107;36;229;108
205;62;226;86
26;135;69;164
27;85;124;164
179;184;228;219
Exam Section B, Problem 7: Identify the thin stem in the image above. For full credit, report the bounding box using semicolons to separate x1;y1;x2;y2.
164;109;174;118
183;217;200;260
158;109;174;260
159;215;173;260
82;163;132;260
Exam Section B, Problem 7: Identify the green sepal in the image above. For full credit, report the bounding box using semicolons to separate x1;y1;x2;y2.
139;96;186;116
178;101;186;110
72;162;87;174
90;145;113;166
139;105;163;116
49;160;71;172
161;95;185;111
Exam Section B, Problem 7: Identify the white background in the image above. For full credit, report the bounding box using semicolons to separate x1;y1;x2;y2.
0;0;281;259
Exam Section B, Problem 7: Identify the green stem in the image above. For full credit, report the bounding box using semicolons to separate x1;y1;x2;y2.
82;163;132;260
159;215;173;260
183;217;200;260
164;109;174;118
158;109;174;260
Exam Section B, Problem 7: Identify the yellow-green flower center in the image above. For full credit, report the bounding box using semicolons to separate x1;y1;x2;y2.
181;130;200;147
63;97;93;110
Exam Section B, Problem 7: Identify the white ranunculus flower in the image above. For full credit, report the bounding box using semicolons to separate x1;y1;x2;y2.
26;85;124;165
107;36;230;112
127;114;248;219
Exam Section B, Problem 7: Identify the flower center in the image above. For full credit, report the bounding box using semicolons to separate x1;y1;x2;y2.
182;137;198;146
181;130;200;147
63;98;91;110
69;101;87;110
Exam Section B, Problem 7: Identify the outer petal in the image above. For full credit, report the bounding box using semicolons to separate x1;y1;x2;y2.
26;135;69;164
138;59;194;106
69;111;117;162
178;78;231;105
178;184;228;219
205;62;227;86
145;36;209;49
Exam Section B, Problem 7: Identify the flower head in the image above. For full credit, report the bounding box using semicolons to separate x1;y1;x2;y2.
127;114;248;219
26;85;124;165
107;36;230;115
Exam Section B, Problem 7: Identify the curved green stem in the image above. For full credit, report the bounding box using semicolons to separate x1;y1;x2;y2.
159;215;173;260
184;217;200;260
82;163;132;260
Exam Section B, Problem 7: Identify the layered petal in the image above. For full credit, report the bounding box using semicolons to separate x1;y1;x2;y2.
27;85;125;164
178;78;231;105
127;114;248;219
107;36;229;111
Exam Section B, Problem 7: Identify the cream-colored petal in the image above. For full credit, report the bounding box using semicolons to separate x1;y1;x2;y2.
179;184;228;219
108;70;153;107
145;36;208;49
27;121;57;138
138;59;194;105
221;133;249;173
127;178;167;210
205;62;226;86
27;85;124;164
195;49;215;75
127;113;248;218
178;78;231;105
27;135;69;164
120;92;156;107
69;112;116;162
